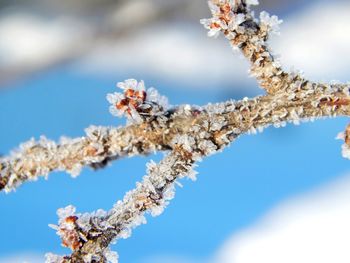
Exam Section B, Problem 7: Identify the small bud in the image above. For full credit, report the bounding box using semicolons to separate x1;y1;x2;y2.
51;206;83;251
58;215;82;250
107;79;169;123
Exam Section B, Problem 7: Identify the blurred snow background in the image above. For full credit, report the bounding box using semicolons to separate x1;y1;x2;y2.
0;0;350;262
3;0;350;88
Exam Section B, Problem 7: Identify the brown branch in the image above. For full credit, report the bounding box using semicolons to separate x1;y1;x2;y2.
43;79;350;262
51;149;196;262
1;80;350;194
1;0;350;262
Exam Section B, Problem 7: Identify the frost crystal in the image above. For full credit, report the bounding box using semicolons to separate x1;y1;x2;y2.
246;0;259;6
45;253;64;263
57;205;76;223
259;11;283;34
341;144;350;160
104;249;119;263
171;135;196;153
336;132;345;141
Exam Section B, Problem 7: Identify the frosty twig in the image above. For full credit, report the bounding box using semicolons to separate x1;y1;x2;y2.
47;150;196;263
2;79;350;193
201;0;291;94
1;0;350;262
0;125;166;193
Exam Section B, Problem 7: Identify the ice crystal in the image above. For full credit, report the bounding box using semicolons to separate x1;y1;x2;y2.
259;11;283;35
341;144;350;160
209;116;227;131
246;0;259;6
229;13;246;31
171;135;196;153
200;18;220;38
289;109;301;125
57;205;75;220
104;249;119;263
85;125;109;141
45;253;64;263
336;132;345;141
198;140;217;156
67;163;83;178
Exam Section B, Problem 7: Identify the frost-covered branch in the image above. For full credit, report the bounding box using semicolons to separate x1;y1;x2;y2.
2;0;350;262
46;149;196;263
0;124;167;193
2;78;350;193
43;78;350;262
201;0;293;94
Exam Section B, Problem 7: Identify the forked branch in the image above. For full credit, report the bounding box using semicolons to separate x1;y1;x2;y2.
1;1;350;262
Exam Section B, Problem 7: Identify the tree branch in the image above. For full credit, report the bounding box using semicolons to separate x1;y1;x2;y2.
1;79;349;193
45;78;350;262
201;0;296;94
46;149;196;262
1;0;350;262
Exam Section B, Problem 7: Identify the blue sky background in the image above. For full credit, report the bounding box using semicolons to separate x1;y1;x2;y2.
1;0;350;262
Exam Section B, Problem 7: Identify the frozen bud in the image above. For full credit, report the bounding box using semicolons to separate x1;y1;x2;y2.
200;18;223;38
60;216;81;250
107;79;169;123
50;205;83;251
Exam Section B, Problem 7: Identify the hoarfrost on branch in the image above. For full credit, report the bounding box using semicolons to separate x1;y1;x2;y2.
1;0;350;262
